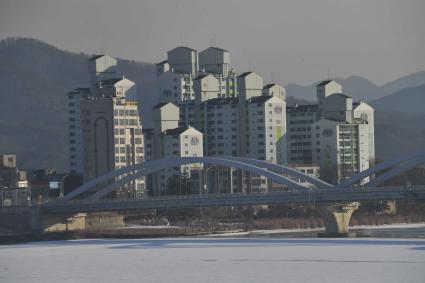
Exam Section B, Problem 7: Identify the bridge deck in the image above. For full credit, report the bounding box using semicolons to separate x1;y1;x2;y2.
41;186;425;214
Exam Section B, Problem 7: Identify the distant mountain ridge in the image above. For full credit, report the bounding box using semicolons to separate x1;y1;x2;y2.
285;71;425;103
370;85;425;115
0;37;423;171
0;38;156;171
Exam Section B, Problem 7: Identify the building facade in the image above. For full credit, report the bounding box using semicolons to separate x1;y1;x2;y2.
66;88;90;174
153;46;289;193
67;55;146;197
286;80;375;185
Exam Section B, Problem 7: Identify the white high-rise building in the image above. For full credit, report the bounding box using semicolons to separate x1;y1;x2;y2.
199;47;231;77
154;46;289;193
316;80;342;103
157;46;238;106
148;102;203;194
67;55;146;197
245;95;286;191
194;74;220;103
262;83;286;101
286;80;375;184
199;98;239;157
159;126;203;193
311;118;370;184
66;87;90;174
286;104;319;164
237;72;264;157
167;46;199;76
246;95;286;163
353;101;375;165
157;70;194;103
88;54;118;95
80;82;145;197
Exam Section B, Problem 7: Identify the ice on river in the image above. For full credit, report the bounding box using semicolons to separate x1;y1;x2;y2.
1;237;425;283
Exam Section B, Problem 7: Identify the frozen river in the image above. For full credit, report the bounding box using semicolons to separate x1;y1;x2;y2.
1;237;425;283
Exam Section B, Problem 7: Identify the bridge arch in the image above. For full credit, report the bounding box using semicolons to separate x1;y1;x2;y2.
340;150;425;187
222;156;332;188
60;150;425;203
365;155;425;187
62;156;314;202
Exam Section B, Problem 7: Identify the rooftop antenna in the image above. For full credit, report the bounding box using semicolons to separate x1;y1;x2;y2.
210;37;216;47
248;60;252;72
327;67;331;80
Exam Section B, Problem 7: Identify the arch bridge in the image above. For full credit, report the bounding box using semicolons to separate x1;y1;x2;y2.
39;151;425;236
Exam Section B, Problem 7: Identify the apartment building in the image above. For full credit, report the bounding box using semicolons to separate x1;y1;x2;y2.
80;92;145;196
66;87;90;174
286;80;375;184
67;55;146;197
159;126;203;193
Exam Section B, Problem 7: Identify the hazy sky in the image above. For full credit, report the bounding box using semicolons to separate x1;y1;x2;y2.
1;0;424;85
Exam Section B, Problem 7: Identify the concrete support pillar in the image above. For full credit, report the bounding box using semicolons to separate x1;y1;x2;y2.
319;202;359;237
29;206;43;233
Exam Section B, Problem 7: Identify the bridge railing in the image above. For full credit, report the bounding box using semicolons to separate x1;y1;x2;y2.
44;185;425;208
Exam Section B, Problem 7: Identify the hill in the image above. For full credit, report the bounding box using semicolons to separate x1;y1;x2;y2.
286;72;425;103
0;38;156;171
375;110;425;161
370;85;425;115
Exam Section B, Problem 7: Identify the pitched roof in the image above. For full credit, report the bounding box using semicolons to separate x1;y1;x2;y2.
263;83;278;89
156;60;168;65
89;54;105;61
317;80;332;87
98;78;122;85
162;127;190;136
238;72;254;78
201;97;238;106
170;46;196;52
205;46;229;52
194;74;210;80
329;93;351;99
152;102;170;109
247;95;273;104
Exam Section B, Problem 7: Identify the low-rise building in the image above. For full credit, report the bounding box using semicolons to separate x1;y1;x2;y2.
0;154;28;189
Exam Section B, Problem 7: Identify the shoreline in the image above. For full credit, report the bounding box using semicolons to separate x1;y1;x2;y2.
2;222;424;245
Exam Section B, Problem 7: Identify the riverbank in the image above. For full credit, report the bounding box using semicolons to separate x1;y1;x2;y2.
2;222;425;245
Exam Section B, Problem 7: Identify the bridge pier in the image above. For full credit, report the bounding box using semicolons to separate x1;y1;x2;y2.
318;203;359;237
29;206;43;233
